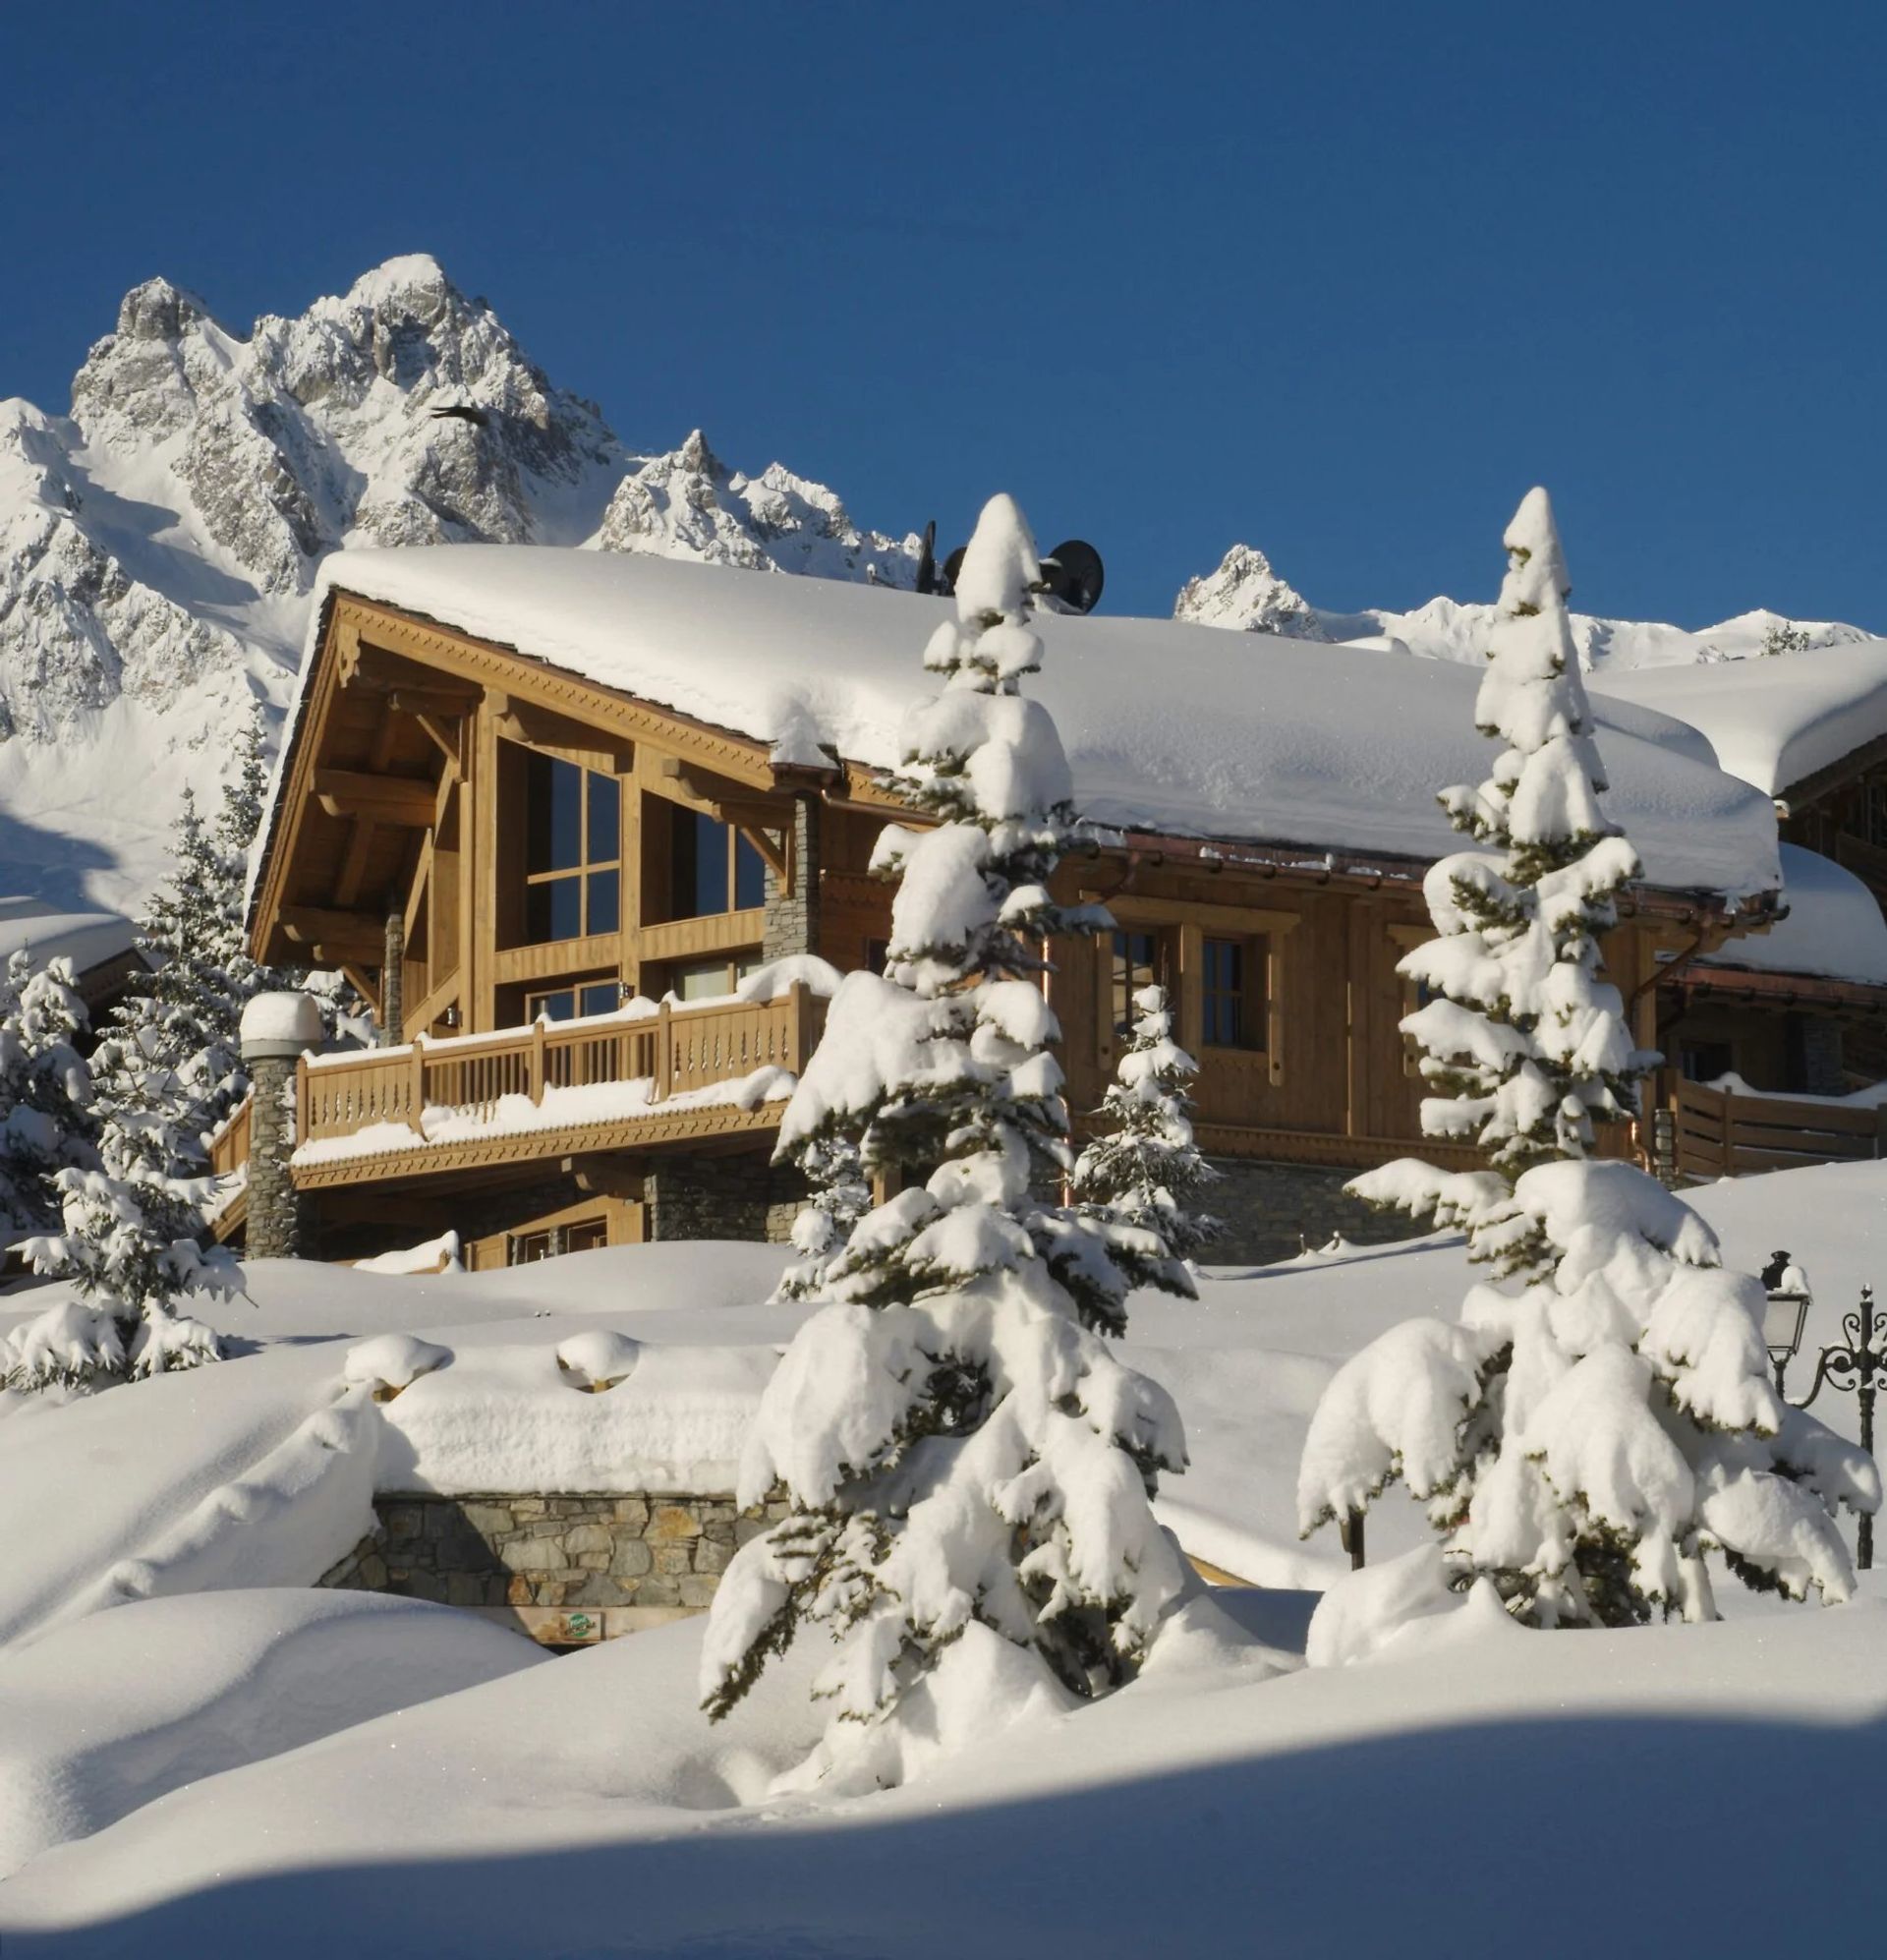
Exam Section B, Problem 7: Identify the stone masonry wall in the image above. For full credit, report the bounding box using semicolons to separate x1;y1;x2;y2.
319;1491;790;1614
246;1056;308;1259
644;1152;804;1243
1203;1158;1426;1267
761;794;821;961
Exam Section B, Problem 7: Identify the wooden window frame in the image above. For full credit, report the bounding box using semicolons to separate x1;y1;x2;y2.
1200;934;1267;1054
1093;896;1299;1088
668;809;768;923
520;749;623;946
524;975;623;1024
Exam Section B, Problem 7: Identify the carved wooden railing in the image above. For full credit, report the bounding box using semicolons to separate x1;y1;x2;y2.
206;1095;253;1179
212;987;824;1174
1670;1075;1887;1182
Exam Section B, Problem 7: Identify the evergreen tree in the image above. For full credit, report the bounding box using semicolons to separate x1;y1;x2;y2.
1070;981;1217;1288
1295;490;1880;1628
701;495;1189;1784
0;952;98;1236
771;1133;872;1301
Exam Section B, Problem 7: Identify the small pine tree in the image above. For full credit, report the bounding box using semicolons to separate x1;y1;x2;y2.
771;1133;872;1301
1296;490;1880;1628
1758;618;1812;658
0;952;98;1236
1070;982;1217;1288
701;495;1189;1785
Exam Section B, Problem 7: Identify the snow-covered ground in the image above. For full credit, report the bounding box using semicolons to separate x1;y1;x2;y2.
2;1164;1883;1952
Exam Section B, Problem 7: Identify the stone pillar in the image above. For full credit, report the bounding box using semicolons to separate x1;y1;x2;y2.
382;898;405;1047
761;796;821;961
240;991;326;1260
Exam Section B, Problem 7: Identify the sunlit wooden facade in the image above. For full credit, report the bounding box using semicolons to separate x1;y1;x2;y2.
221;583;1837;1268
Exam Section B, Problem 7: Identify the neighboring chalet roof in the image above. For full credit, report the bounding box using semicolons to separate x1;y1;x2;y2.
0;898;136;979
1593;642;1887;802
1698;845;1887;989
268;546;1783;906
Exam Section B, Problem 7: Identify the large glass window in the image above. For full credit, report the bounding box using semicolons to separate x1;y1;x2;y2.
524;755;621;943
670;811;768;920
1202;936;1266;1050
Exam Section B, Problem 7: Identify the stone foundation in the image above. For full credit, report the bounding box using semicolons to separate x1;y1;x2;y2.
1201;1158;1427;1267
318;1490;789;1614
644;1153;804;1243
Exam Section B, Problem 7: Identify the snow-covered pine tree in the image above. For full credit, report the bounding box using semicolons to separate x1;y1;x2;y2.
702;494;1189;1784
0;951;98;1236
1070;981;1217;1289
1295;490;1879;1628
771;1133;872;1301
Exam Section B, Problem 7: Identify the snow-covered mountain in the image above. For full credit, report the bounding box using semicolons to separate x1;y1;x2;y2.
1175;543;1878;670
0;256;920;915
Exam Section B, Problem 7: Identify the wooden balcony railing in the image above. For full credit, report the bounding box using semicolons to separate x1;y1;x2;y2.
1670;1075;1887;1182
206;1094;253;1179
211;986;824;1177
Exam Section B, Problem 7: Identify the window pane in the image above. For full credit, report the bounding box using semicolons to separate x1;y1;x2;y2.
587;773;620;865
527;875;583;944
526;753;583;873
670;811;729;919
734;833;768;910
566;1219;607;1253
580;982;620;1017
587;868;620;935
674;958;732;1002
1203;937;1246;1048
1113;930;1160;1034
530;988;577;1022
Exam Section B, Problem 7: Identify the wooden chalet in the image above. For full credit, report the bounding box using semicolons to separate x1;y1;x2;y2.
215;547;1879;1269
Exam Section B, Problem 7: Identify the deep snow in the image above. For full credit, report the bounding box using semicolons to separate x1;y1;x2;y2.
1;1162;1883;1952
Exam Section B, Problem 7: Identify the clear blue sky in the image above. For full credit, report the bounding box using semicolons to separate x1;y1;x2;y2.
3;1;1882;627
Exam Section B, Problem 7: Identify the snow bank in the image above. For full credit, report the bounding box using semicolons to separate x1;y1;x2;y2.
0;1588;541;1877
284;547;1783;899
61;1386;380;1625
372;1340;778;1493
8;1600;1887;1956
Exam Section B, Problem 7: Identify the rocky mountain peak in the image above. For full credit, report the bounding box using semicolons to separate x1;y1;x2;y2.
1173;543;1327;640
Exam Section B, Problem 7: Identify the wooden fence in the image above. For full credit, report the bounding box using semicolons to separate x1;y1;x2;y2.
1670;1076;1887;1181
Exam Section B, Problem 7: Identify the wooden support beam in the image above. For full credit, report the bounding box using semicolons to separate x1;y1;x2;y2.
314;770;438;828
383;684;480;718
281;903;386;953
734;822;788;885
339;962;382;1018
333;818;377;908
560;1155;646;1201
489;691;632;772
404;973;461;1039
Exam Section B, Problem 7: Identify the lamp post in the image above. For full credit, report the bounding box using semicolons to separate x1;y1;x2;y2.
1795;1284;1887;1572
1761;1249;1811;1396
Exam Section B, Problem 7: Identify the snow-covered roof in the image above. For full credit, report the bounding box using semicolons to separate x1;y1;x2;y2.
0;898;136;979
299;546;1783;901
1593;642;1887;798
1698;844;1887;988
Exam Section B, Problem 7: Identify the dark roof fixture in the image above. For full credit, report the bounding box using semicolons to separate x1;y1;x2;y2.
919;526;1106;615
1039;539;1105;614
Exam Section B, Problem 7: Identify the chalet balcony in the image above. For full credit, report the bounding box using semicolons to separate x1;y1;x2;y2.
209;985;826;1201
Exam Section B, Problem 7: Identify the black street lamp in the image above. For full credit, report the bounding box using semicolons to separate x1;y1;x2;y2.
1795;1284;1887;1572
1761;1249;1812;1396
